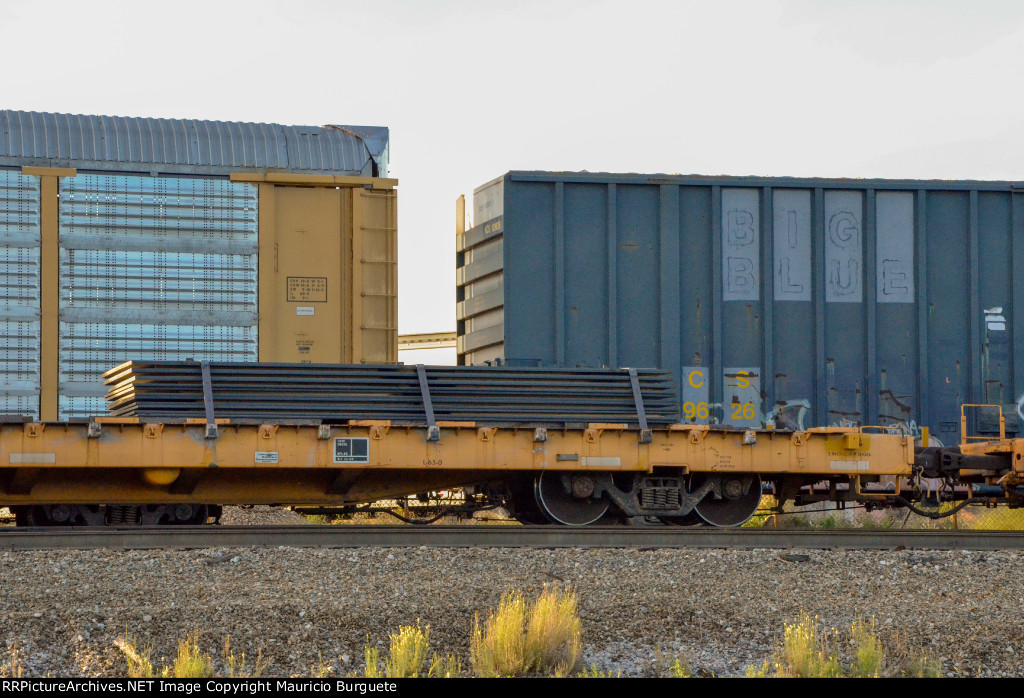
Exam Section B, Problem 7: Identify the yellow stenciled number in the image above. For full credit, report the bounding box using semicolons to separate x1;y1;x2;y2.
731;402;756;420
684;402;710;420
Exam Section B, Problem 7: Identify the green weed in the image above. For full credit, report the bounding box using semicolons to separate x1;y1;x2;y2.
363;644;382;679
427;653;463;678
0;644;24;679
775;613;842;678
743;661;771;677
385;622;431;678
902;650;943;678
577;663;622;678
222;637;267;678
114;636;154;678
116;633;213;679
169;633;214;678
471;586;581;677
849;618;883;677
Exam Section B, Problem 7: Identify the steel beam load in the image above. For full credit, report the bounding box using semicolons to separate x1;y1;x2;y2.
102;362;679;426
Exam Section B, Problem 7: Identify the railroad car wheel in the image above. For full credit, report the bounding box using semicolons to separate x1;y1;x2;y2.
514;509;553;525
508;479;553;525
534;472;610;526
16;505;75;526
691;474;762;527
169;504;210;525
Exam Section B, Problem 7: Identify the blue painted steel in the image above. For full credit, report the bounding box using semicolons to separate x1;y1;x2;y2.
0;110;388;177
457;171;1024;442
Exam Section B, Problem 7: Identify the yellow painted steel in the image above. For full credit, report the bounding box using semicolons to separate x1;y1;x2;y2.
21;166;77;177
230;173;398;190
256;182;278;363
254;179;398;364
961;404;1006;442
398;332;457;350
21;166;79;421
958;436;1024;470
456;194;466;235
353;188;399;363
37;175;60;422
0;421;914;506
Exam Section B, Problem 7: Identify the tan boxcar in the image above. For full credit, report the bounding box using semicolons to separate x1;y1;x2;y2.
235;173;397;368
0;110;397;420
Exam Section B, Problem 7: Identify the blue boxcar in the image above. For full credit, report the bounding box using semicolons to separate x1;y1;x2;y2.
456;171;1024;444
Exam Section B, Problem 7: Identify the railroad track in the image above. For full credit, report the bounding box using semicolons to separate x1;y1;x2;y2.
2;525;1024;551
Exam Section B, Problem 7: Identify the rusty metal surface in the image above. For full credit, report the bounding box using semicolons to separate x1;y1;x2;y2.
101;362;679;425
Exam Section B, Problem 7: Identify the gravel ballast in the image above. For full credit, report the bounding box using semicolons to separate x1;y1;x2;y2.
0;546;1019;677
218;506;309;526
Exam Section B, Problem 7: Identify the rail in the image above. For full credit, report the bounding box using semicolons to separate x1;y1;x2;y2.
2;526;1024;551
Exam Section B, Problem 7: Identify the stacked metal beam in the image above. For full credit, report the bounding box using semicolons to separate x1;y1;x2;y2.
102;361;679;425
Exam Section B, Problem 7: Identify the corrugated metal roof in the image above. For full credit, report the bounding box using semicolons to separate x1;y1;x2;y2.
0;110;389;177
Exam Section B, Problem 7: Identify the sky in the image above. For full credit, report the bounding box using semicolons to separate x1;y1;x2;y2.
4;0;1024;364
